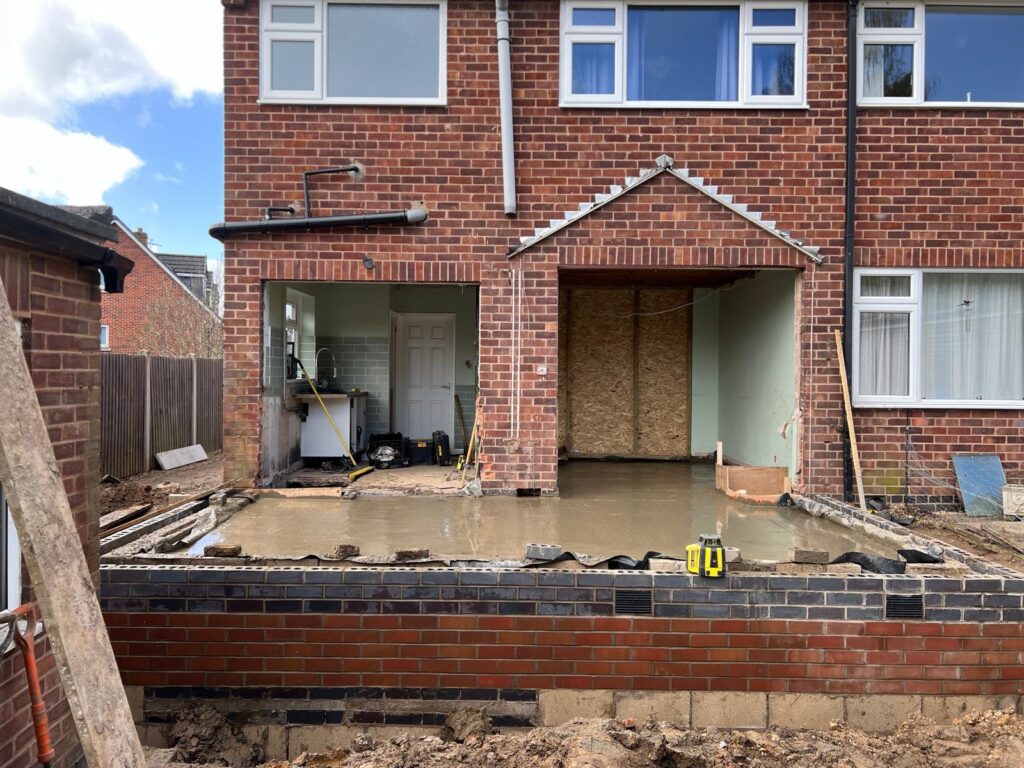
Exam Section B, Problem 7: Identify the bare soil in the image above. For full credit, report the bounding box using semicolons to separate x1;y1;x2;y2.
152;708;1024;768
101;452;224;514
905;508;1024;572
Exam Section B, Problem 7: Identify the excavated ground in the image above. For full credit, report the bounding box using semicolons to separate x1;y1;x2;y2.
147;706;1024;768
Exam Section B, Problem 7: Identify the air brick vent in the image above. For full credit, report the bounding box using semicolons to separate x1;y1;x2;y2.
615;589;653;615
885;594;924;619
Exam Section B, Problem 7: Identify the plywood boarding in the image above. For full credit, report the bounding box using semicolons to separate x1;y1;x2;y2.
567;288;634;456
637;288;691;457
557;287;569;452
563;286;692;458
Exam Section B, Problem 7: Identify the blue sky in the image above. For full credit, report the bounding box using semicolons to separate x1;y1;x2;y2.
0;0;224;263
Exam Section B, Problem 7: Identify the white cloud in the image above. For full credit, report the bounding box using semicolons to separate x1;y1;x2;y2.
0;116;142;205
0;0;223;122
154;172;182;185
0;0;220;204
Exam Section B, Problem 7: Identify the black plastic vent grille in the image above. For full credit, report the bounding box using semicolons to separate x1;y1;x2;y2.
885;594;924;619
614;589;653;615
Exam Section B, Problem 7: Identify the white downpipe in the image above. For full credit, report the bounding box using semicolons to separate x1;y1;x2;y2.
496;0;517;216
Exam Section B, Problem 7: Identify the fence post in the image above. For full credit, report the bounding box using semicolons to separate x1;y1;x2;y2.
192;355;198;446
143;352;151;471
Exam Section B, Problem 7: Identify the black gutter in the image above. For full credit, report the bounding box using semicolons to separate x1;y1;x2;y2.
0;208;133;293
208;208;428;241
842;0;859;502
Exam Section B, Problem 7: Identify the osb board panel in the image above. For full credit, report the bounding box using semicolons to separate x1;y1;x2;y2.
558;287;569;452
567;288;634;456
637;288;691;457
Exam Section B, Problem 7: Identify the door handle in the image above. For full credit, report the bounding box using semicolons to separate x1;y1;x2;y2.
441;384;451;389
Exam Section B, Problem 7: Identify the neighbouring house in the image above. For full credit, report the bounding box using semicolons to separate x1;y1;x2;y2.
215;0;1023;504
152;249;218;310
0;188;132;768
84;219;222;357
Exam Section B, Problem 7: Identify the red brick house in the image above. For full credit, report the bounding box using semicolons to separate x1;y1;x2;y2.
0;188;132;767
98;221;221;358
216;0;1024;503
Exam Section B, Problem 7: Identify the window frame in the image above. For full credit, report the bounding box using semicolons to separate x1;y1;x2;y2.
852;268;1024;409
858;0;1024;108
259;0;448;106
99;324;110;350
2;486;21;615
559;0;808;109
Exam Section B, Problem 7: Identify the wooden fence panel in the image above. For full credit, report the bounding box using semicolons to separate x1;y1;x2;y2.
196;357;223;453
101;355;223;477
149;356;193;459
100;355;146;478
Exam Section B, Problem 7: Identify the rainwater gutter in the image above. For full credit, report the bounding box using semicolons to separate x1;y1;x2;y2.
842;0;859;501
496;0;518;216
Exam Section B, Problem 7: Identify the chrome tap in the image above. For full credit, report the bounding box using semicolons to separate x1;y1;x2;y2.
314;347;337;388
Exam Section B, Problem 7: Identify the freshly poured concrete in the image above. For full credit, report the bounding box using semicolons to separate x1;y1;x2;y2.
188;463;893;561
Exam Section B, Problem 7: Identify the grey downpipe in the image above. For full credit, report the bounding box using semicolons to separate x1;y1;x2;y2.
208;208;427;240
842;0;859;501
496;0;517;216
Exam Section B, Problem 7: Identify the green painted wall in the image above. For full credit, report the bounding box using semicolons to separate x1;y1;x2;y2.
689;288;720;455
273;282;478;387
717;270;797;472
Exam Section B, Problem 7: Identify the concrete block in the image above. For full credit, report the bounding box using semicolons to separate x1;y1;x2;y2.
826;564;862;575
725;547;742;563
527;543;562;560
773;563;827;574
242;724;289;761
135;723;169;748
538;690;614;726
845;695;921;732
791;548;829;564
1005;485;1024;518
649;557;688;572
768;693;843;730
905;562;969;576
125;685;145;724
922;696;1018;723
691;692;767;729
613;691;690;727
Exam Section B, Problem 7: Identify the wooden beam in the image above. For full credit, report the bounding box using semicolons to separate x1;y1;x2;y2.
834;329;868;513
0;289;146;766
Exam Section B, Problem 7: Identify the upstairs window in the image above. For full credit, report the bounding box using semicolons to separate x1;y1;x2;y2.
100;324;110;350
260;0;447;105
561;1;807;107
853;269;1024;407
859;2;1024;106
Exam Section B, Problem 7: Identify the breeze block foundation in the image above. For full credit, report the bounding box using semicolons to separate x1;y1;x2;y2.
102;563;1024;759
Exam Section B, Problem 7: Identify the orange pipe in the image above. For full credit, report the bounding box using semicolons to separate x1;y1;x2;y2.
8;605;55;767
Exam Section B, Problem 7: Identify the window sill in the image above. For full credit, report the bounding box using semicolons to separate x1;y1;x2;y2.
854;400;1024;410
258;97;448;107
858;101;1024;110
559;101;808;110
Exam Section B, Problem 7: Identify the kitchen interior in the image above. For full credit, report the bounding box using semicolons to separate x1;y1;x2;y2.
260;281;479;487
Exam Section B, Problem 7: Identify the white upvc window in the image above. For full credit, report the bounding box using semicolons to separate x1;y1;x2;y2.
560;0;807;108
853;268;1024;408
859;1;1024;107
259;0;447;105
2;485;21;613
99;324;110;350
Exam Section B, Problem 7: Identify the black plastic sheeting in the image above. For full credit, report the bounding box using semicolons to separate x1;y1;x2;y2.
525;551;674;570
831;548;943;574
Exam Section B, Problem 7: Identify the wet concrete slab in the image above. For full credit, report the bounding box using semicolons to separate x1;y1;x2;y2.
186;463;894;561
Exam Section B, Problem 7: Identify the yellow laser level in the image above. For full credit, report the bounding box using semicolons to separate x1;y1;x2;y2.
686;534;726;578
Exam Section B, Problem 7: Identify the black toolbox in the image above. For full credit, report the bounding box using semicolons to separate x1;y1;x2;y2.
404;437;435;465
432;430;452;466
368;432;403;455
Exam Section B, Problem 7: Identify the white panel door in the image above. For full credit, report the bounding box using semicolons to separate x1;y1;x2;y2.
395;314;454;439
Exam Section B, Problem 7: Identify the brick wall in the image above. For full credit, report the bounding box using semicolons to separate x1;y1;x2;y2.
102;227;221;358
220;0;1024;497
101;565;1024;735
1;244;102;767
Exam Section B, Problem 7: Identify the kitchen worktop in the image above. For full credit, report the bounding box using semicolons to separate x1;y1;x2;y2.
293;390;367;399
